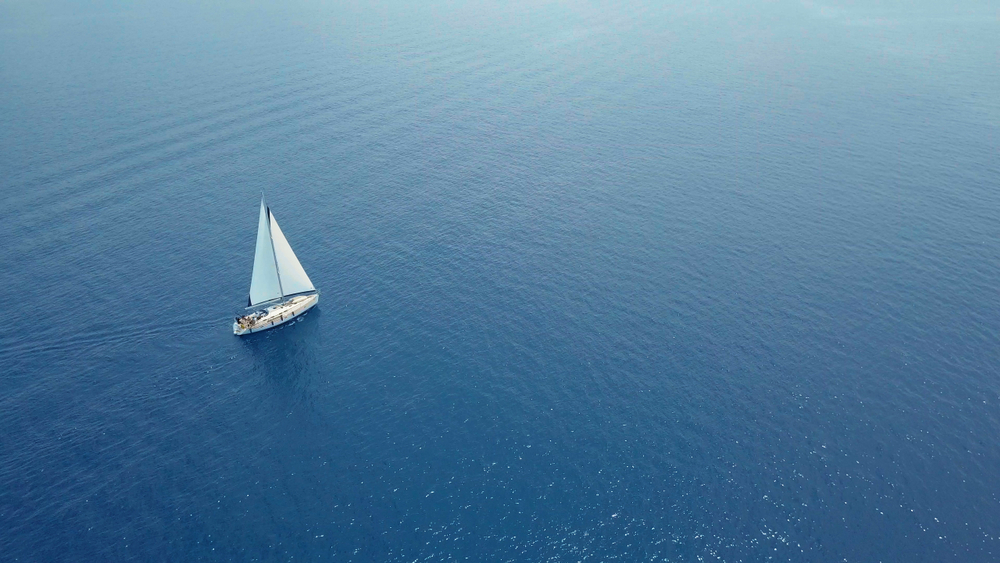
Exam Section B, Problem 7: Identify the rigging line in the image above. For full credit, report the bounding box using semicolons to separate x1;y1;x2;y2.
264;195;285;299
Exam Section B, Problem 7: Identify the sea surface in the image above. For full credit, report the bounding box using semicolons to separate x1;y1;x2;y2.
1;0;999;560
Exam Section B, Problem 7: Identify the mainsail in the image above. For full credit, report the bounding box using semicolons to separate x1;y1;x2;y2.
247;197;316;307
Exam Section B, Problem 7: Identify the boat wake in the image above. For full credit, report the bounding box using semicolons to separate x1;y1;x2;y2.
0;316;229;362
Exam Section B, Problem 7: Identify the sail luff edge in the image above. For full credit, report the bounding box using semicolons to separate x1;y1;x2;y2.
265;204;285;299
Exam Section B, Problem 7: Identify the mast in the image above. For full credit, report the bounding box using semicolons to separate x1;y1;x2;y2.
263;195;285;299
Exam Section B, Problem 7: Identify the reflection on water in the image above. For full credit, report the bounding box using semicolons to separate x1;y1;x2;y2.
241;307;324;396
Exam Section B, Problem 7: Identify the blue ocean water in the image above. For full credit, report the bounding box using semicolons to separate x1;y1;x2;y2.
2;0;999;560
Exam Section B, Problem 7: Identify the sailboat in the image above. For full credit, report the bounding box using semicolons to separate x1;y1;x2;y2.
234;196;319;335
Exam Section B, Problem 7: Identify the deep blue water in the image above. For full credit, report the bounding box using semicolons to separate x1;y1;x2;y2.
2;0;999;560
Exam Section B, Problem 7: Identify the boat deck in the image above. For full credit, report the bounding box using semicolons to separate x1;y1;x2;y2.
234;294;318;335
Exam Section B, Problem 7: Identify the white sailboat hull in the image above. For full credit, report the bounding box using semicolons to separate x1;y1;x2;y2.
234;294;319;336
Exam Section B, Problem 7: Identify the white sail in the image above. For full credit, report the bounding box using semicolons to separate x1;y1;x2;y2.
269;211;316;296
248;199;282;306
